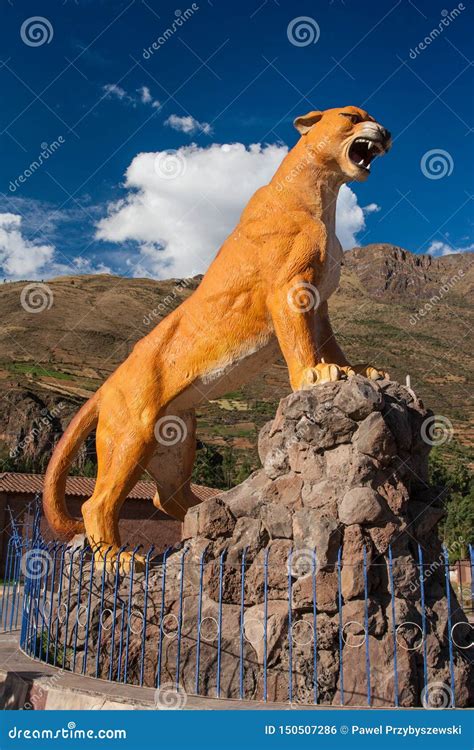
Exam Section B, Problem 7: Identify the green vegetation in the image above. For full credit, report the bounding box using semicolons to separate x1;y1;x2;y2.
429;445;473;561
192;441;255;489
4;363;70;380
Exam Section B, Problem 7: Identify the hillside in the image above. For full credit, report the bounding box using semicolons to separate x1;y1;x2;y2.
1;243;472;484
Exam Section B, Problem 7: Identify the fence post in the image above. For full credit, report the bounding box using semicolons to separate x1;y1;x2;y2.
287;547;293;703
139;545;154;687
263;546;269;703
7;541;23;632
216;548;226;698
53;545;67;667
1;538;14;630
443;545;455;707
469;545;474;609
337;546;344;706
123;545;142;684
195;546;207;695
44;544;59;661
239;547;248;700
176;547;189;691
82;549;96;675
312;547;318;705
71;545;88;672
108;545;127;681
363;545;371;707
62;546;79;670
156;547;171;688
417;544;428;705
387;545;399;707
94;545;113;678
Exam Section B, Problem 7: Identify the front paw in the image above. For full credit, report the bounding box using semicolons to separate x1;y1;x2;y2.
349;364;390;381
300;363;345;387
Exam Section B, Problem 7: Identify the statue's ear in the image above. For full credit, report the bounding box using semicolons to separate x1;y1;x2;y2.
293;110;323;135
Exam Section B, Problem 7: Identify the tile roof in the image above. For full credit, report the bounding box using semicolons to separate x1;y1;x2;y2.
0;472;220;503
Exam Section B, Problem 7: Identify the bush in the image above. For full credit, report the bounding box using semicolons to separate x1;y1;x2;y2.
429;446;473;561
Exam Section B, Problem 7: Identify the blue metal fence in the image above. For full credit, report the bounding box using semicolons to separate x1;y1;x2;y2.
1;503;473;708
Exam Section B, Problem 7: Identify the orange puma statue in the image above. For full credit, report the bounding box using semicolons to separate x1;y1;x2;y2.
44;106;391;566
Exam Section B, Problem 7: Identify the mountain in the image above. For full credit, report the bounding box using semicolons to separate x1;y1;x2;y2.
0;244;472;481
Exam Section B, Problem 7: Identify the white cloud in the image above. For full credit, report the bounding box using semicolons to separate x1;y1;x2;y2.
165;114;212;135
96;142;380;279
336;186;371;250
138;85;152;104
103;83;128;101
0;213;111;280
427;240;474;257
363;202;381;214
0;213;56;279
103;83;160;109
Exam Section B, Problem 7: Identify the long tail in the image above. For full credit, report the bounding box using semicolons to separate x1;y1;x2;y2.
43;392;100;540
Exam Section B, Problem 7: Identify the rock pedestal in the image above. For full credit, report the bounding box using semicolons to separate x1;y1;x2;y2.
50;377;473;707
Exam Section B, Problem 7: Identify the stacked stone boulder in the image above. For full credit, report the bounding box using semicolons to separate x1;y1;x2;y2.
53;377;473;706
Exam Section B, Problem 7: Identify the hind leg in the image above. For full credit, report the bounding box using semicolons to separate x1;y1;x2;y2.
147;409;202;522
82;421;156;570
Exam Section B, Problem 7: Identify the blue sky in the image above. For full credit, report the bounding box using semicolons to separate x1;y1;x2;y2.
0;0;472;280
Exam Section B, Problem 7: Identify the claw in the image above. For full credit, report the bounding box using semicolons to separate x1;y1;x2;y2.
351;364;389;381
301;363;344;388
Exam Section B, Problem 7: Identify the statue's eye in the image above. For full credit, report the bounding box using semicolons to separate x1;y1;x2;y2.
339;112;363;125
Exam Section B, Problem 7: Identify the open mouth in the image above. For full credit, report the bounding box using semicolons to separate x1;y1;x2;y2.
348;137;384;171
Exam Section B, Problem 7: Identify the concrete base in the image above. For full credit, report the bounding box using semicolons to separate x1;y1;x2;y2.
0;631;319;711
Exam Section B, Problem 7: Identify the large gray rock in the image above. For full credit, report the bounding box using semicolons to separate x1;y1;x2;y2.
52;377;472;708
338;487;388;525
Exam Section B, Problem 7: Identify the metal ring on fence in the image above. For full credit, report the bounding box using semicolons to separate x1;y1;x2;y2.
129;609;145;636
100;607;121;631
39;597;52;622
198;616;219;643
450;621;474;650
395;621;424;651
161;613;179;639
341;621;366;648
76;604;89;629
57;602;68;624
291;619;314;647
